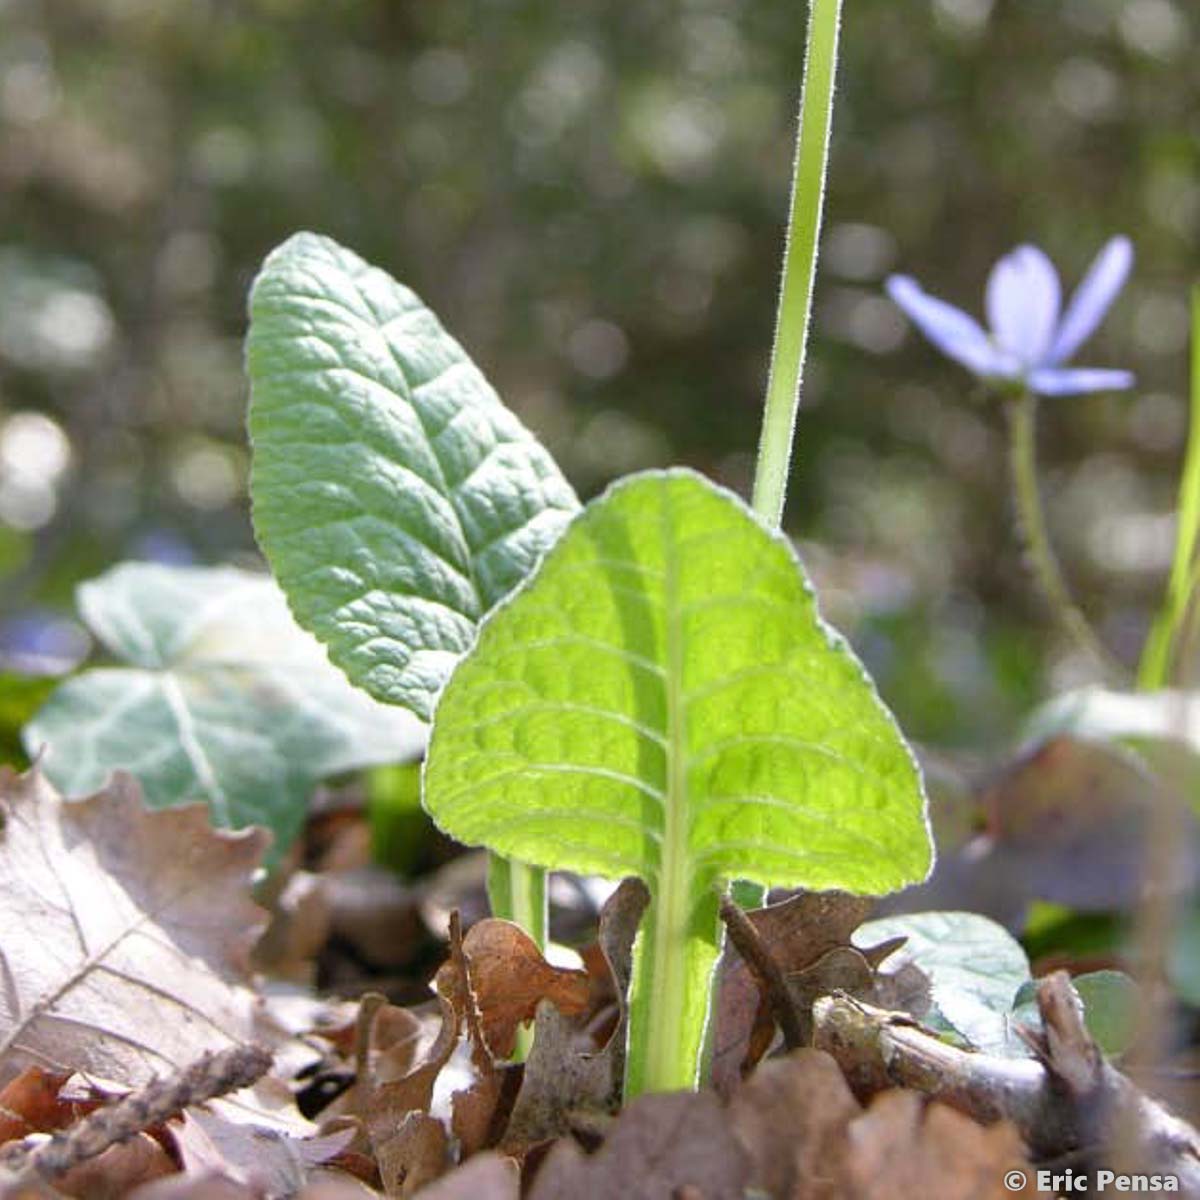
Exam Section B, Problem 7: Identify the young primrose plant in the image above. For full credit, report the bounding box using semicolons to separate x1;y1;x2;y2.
246;0;932;1096
246;233;932;1096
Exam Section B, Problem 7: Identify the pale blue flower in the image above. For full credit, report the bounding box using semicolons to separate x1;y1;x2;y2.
887;237;1135;396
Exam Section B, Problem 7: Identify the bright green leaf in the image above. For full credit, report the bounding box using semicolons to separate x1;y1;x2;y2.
424;469;932;1091
856;911;1030;1055
24;563;424;858
247;232;579;720
0;672;60;767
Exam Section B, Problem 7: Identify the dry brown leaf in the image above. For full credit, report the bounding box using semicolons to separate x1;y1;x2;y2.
843;1090;1035;1199
0;768;268;1088
127;1173;259;1199
54;1133;175;1198
711;891;874;1093
357;993;456;1190
169;1108;358;1197
449;1064;520;1158
729;1049;861;1200
501;879;649;1151
406;1152;518;1200
128;1172;378;1199
378;1113;446;1198
726;1048;1036;1200
355;907;597;1184
297;1175;384;1199
456;921;591;1060
358;919;478;1198
0;1070;76;1145
252;872;331;985
527;1092;749;1200
324;995;429;1128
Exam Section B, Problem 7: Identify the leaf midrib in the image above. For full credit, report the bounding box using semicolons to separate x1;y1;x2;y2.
644;479;694;1082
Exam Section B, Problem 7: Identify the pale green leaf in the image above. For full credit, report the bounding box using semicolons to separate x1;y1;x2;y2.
247;232;578;719
24;563;425;856
1023;687;1200;819
1011;970;1139;1058
856;911;1030;1055
1024;687;1200;751
424;469;932;1089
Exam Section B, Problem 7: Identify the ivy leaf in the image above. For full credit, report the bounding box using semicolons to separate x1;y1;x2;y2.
855;911;1031;1055
424;469;932;1089
1011;970;1139;1058
24;563;424;857
247;232;579;719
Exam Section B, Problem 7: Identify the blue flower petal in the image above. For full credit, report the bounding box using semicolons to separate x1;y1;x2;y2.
1028;366;1135;396
1048;236;1134;365
886;275;1014;378
985;245;1061;367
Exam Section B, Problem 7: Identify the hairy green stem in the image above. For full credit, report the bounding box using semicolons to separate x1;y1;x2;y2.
1139;287;1200;690
739;0;843;917
751;0;842;529
487;854;546;1058
1006;392;1119;679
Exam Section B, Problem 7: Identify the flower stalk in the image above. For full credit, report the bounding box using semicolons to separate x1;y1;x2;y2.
1006;391;1120;679
751;0;843;529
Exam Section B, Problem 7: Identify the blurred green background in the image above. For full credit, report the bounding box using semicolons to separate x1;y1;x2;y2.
0;0;1196;748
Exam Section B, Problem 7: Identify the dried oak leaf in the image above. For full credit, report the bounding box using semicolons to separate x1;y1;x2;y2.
406;1152;518;1200
729;1049;861;1200
128;1172;381;1199
127;1175;257;1200
501;878;649;1152
0;768;268;1088
357;990;456;1197
251;871;331;986
711;891;880;1094
842;1090;1035;1199
358;918;480;1197
170;1108;358;1198
0;1069;77;1144
528;1092;749;1200
380;1114;446;1198
449;1063;521;1160
360;910;592;1191
54;1133;175;1198
456;920;591;1061
729;1049;1035;1200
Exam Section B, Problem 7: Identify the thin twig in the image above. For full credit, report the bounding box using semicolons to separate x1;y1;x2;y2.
718;892;806;1050
1;1044;272;1183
